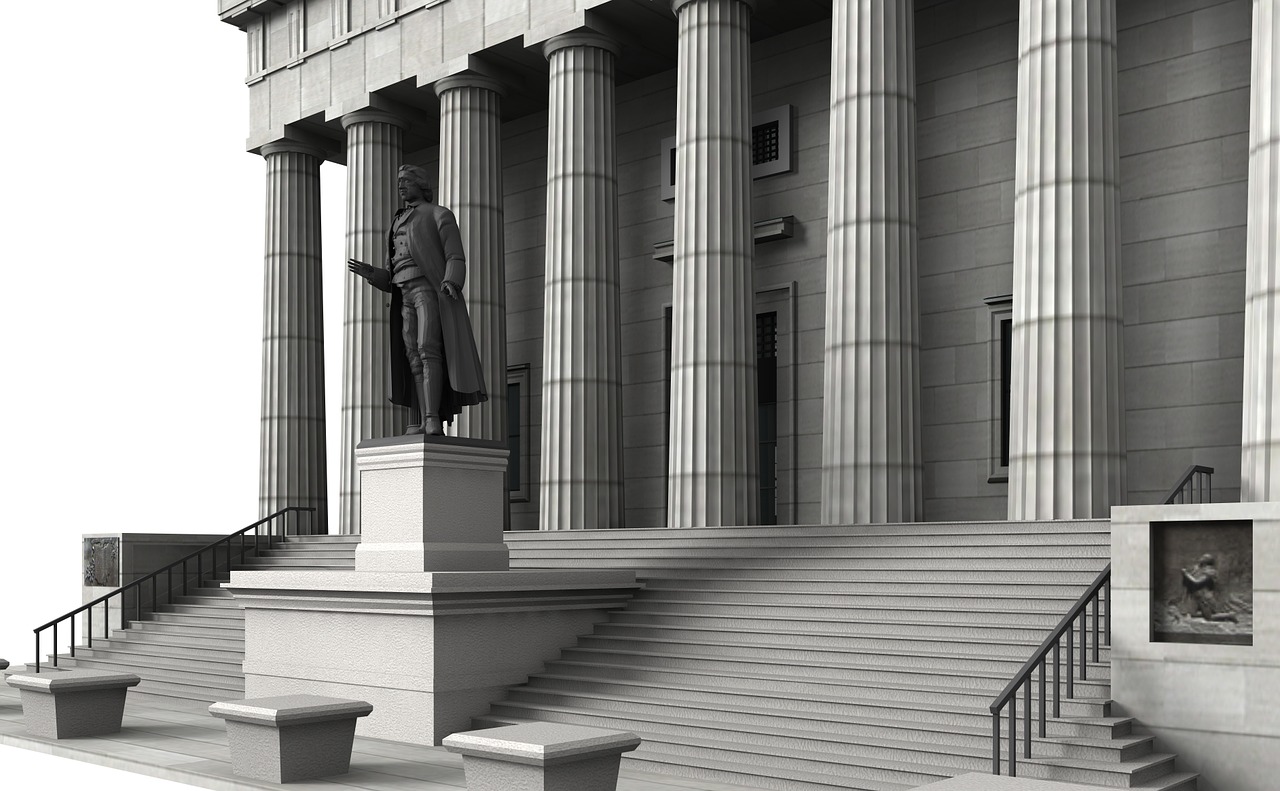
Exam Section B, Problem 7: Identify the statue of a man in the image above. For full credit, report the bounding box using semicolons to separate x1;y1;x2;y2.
347;165;487;435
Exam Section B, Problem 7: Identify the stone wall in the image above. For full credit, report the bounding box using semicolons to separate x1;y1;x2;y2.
1117;0;1252;505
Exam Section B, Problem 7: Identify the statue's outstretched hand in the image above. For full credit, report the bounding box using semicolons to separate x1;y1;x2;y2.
347;259;378;281
441;281;461;300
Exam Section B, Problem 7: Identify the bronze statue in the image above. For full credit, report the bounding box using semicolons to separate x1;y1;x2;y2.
348;165;487;435
1179;554;1239;623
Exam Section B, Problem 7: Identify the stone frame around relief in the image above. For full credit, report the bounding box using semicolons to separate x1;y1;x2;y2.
82;536;119;588
1150;519;1253;646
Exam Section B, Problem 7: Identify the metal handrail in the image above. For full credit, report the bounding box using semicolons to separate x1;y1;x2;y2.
989;563;1111;776
1161;464;1214;505
33;506;316;673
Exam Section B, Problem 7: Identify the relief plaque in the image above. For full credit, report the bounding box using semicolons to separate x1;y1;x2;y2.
83;537;120;588
1151;520;1253;646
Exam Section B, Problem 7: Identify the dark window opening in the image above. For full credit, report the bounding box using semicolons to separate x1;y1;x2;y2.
757;312;778;525
752;120;780;166
999;317;1012;469
507;381;521;492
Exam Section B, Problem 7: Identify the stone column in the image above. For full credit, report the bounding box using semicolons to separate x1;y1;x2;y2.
667;0;758;527
435;75;507;443
259;142;328;533
820;0;922;525
539;32;626;530
338;110;407;534
1243;0;1280;502
1007;0;1125;519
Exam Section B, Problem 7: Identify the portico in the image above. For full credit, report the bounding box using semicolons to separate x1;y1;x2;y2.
223;0;1280;532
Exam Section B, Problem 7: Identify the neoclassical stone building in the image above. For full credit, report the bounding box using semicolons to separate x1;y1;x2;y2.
220;0;1280;534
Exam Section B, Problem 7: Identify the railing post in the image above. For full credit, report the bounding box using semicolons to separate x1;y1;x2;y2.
992;711;1001;774
1067;625;1074;699
182;558;188;596
1092;595;1100;663
70;617;75;658
1009;694;1017;777
1053;643;1060;717
1023;677;1031;759
1079;611;1087;680
52;622;58;667
1039;658;1046;737
35;633;40;673
1104;579;1111;645
88;607;93;649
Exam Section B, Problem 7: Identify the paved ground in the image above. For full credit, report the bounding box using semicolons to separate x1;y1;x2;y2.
0;677;765;791
917;774;1114;790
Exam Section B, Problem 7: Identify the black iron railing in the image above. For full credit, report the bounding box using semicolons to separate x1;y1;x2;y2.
33;506;316;673
990;564;1111;776
1162;464;1214;505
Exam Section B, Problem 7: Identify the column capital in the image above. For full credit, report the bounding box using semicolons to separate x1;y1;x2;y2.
340;108;408;131
542;30;619;60
259;140;326;160
433;72;506;99
672;0;755;15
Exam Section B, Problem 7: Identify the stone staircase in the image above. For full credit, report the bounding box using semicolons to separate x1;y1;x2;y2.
481;521;1198;791
49;534;358;706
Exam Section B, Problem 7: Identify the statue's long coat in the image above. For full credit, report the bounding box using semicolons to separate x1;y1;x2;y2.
366;202;487;424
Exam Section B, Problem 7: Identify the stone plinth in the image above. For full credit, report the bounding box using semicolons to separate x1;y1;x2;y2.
226;569;638;745
444;722;640;791
6;669;140;738
209;694;372;783
1111;502;1280;791
354;434;509;572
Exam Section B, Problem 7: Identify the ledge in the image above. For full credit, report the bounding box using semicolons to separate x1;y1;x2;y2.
652;216;795;262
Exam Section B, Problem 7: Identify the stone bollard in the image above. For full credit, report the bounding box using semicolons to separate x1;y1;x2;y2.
0;659;8;671
444;722;641;791
6;669;140;738
209;694;373;783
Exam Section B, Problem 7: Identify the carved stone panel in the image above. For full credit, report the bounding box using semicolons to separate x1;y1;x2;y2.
83;537;120;588
1151;520;1253;646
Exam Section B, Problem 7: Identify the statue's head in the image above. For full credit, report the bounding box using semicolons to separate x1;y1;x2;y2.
398;165;433;203
1198;553;1216;567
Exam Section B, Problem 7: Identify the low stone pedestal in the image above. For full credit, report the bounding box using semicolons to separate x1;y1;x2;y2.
444;723;641;791
209;694;372;783
6;669;140;738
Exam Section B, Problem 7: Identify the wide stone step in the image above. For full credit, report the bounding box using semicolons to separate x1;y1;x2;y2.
624;599;1085;626
156;602;244;617
98;628;244;651
502;520;1108;541
92;637;244;661
252;549;356;560
281;535;361;544
1033;735;1156;764
125;620;244;639
543;659;1112;701
523;673;1111;718
608;611;1080;642
515;562;1106;579
509;544;1109;560
506;531;1110;549
632;578;1106;597
235;557;354;568
572;634;1111;679
131;674;245;702
55;654;242;686
588;622;1109;660
66;646;242;676
1016;753;1179;788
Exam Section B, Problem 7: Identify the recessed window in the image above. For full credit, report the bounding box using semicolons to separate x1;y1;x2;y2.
660;105;794;202
985;295;1012;483
507;365;531;502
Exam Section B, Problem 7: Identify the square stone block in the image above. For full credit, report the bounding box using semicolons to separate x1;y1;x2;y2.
6;669;139;739
444;723;641;791
209;694;373;783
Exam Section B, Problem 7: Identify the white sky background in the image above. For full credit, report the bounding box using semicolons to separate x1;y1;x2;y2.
0;5;346;785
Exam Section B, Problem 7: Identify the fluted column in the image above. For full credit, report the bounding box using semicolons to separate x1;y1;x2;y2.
1243;0;1280;501
339;110;407;534
1008;0;1125;519
259;141;328;533
820;0;922;525
435;75;506;442
539;32;625;530
667;0;758;527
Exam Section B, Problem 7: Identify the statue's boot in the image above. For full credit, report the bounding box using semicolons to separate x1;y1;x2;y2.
420;362;445;436
405;374;426;434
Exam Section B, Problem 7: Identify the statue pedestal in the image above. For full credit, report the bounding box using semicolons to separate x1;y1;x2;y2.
228;435;638;745
353;435;510;572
